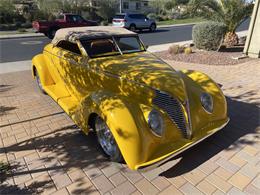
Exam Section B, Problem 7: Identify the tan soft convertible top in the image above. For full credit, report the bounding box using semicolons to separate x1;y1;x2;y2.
52;26;137;45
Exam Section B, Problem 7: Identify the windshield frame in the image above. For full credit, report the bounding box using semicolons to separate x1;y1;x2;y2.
80;35;146;59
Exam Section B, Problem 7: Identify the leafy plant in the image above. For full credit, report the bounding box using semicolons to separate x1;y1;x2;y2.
188;0;254;46
0;161;10;175
192;21;227;51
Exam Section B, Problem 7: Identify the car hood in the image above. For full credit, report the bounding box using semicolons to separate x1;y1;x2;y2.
89;52;187;102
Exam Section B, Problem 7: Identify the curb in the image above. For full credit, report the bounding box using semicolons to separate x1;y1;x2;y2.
158;22;199;28
0;33;45;40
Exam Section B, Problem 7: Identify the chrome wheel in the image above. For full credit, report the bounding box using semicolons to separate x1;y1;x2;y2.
95;116;123;162
35;71;46;94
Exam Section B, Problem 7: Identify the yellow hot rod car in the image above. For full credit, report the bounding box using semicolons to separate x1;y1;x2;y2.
32;26;229;170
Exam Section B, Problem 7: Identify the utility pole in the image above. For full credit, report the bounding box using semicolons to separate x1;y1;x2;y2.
119;0;122;13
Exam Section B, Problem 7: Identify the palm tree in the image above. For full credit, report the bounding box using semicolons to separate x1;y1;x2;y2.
188;0;254;46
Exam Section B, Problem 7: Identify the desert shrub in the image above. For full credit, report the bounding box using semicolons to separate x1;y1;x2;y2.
168;44;180;55
178;45;185;53
192;21;227;51
184;47;192;54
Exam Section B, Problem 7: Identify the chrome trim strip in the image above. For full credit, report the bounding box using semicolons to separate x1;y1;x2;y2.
137;118;230;172
176;70;192;139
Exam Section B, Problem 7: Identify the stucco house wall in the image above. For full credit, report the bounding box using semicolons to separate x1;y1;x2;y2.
121;0;153;13
244;0;260;58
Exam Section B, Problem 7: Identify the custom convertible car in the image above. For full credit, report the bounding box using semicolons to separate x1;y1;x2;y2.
32;26;229;170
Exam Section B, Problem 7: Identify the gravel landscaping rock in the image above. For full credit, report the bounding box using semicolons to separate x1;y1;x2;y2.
155;46;253;65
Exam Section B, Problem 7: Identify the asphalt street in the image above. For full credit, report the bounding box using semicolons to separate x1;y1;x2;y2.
0;19;250;63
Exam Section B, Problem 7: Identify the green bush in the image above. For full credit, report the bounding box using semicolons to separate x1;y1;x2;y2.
192;22;227;51
147;13;157;20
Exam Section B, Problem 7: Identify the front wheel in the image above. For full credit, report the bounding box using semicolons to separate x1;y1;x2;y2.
35;70;46;94
95;116;123;162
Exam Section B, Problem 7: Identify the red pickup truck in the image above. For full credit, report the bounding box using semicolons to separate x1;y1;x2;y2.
32;13;98;39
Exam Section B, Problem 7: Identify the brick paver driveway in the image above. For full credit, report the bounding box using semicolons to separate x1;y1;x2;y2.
0;59;259;194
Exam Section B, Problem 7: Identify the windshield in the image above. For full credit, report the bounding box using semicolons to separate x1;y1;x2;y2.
80;36;145;58
114;14;125;19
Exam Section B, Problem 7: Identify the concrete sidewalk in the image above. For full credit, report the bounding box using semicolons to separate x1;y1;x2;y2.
0;60;32;74
0;59;259;194
0;32;45;39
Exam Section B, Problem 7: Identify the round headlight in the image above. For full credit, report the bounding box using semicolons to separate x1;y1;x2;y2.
148;109;164;136
200;92;213;113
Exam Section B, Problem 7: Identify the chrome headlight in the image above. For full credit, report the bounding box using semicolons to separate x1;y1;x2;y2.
148;109;164;136
200;92;213;113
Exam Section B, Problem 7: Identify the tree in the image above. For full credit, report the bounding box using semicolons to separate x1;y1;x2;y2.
95;0;117;22
0;0;16;23
188;0;254;46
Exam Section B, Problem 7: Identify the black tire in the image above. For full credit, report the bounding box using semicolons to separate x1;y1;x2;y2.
150;23;156;32
129;24;136;32
94;116;123;163
35;70;47;94
47;27;58;39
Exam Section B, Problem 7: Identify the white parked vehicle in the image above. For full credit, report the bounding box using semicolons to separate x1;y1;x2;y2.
112;13;157;32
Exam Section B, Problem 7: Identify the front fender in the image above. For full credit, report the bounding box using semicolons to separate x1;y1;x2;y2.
178;70;228;135
72;91;148;170
32;54;54;86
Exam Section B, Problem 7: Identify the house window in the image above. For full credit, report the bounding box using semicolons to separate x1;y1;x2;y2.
123;2;129;9
143;2;148;7
136;2;141;10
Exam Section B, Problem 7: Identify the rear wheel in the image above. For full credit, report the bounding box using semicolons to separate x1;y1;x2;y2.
95;116;123;162
35;70;46;94
129;24;136;32
150;23;156;32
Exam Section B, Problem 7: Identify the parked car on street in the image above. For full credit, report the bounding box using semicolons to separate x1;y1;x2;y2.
112;13;157;32
32;13;98;39
32;26;229;170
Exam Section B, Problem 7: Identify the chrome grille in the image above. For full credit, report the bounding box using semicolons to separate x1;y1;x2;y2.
153;90;188;138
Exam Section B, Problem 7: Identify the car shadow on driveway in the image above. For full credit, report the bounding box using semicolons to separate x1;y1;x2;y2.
160;91;259;178
1;124;112;194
